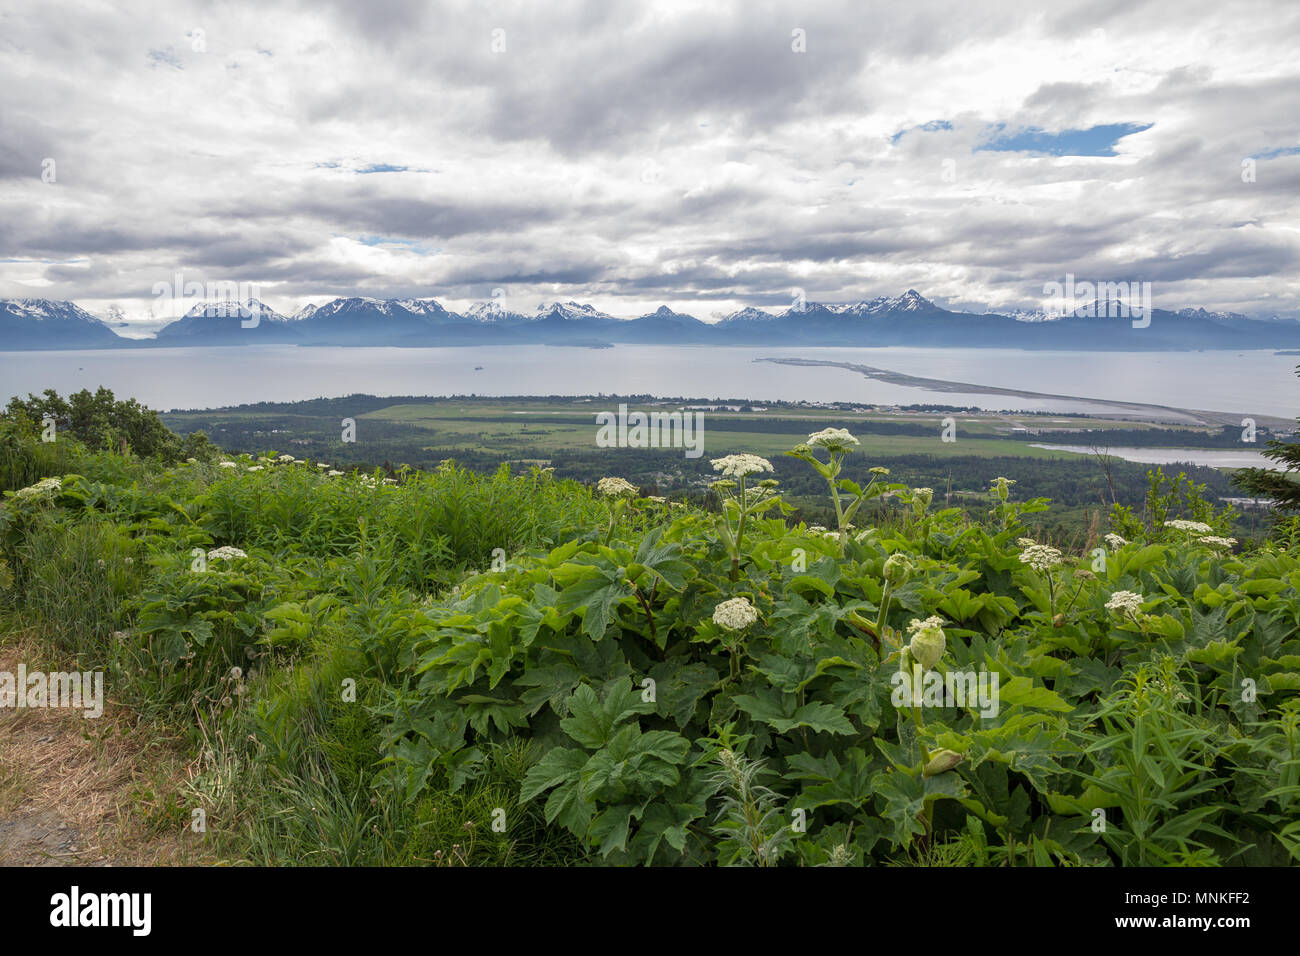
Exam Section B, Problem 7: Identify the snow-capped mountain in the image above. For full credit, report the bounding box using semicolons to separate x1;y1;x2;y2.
464;301;531;324
534;301;615;321
0;298;123;348
1176;306;1249;323
996;308;1056;323
827;290;942;317
8;291;1300;351
717;307;776;324
156;298;297;344
181;298;291;323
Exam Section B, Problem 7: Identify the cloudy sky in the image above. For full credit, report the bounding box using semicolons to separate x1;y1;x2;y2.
2;0;1298;332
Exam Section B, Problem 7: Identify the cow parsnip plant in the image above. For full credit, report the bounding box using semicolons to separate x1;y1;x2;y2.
1;418;1298;866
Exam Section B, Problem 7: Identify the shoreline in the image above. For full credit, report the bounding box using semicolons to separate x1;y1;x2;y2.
759;357;1293;429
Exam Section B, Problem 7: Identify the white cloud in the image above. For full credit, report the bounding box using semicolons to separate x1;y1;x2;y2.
0;0;1297;325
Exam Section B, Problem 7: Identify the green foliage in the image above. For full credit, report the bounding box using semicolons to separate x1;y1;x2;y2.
3;387;209;464
2;415;1298;867
1110;467;1237;543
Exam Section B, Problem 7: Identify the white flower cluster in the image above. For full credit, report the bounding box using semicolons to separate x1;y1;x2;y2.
207;546;248;562
1197;535;1237;549
596;476;639;498
218;461;238;469
907;616;947;670
710;454;774;478
1164;519;1213;534
11;477;62;501
1105;590;1144;616
277;454;296;463
1019;543;1063;572
1103;533;1127;551
327;470;344;477
713;597;759;631
806;428;859;450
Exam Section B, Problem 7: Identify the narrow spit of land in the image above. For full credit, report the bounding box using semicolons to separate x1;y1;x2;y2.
759;357;1293;428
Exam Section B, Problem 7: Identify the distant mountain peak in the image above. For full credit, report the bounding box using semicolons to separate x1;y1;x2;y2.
183;298;287;321
535;301;613;320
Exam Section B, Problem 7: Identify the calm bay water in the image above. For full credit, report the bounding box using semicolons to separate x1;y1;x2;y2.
0;345;1295;418
1029;444;1275;468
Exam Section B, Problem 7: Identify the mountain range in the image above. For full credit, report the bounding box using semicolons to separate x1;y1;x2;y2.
3;290;1299;351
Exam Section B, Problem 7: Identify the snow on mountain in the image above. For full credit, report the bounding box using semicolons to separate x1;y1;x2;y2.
293;303;318;320
535;301;614;321
2;298;108;324
183;298;290;322
995;308;1057;323
0;297;124;348
1176;306;1249;322
718;306;776;323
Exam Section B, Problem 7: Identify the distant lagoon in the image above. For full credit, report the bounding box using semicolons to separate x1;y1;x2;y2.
1029;445;1275;469
0;344;1295;420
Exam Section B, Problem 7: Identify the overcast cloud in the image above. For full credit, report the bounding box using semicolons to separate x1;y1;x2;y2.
1;0;1298;328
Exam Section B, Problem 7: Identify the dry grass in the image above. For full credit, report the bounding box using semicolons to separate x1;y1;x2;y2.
0;634;215;866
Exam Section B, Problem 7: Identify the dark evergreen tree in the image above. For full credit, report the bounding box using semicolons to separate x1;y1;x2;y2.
1233;365;1300;510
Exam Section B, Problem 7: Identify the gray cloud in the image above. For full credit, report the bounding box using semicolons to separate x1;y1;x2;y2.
0;0;1297;323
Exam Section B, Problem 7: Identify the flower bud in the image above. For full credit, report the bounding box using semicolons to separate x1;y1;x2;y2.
922;749;964;777
907;616;946;670
883;553;911;587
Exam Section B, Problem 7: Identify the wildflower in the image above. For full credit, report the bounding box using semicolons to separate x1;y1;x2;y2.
1105;590;1144;617
207;546;248;562
1016;537;1037;548
185;457;197;464
11;477;62;501
596;476;638;499
991;476;1016;502
1197;535;1237;549
229;666;243;680
710;454;774;478
382;477;397;485
1103;532;1127;551
646;495;667;504
713;597;759;631
247;465;264;472
96;558;106;568
327;470;343;477
906;616;946;670
218;461;238;469
806;428;859;453
277;454;295;463
317;463;329;468
1164;519;1213;534
910;487;933;515
807;524;828;533
1019;544;1062;572
869;466;890;476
